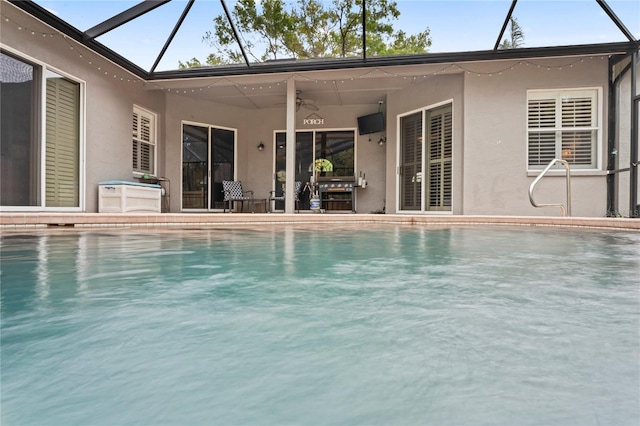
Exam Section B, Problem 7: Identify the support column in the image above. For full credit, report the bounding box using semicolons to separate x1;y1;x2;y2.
285;80;296;213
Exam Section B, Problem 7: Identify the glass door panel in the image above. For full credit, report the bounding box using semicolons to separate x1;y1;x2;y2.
0;53;40;206
296;132;314;210
400;112;423;210
314;131;354;178
211;128;234;210
273;132;314;211
274;133;286;210
182;124;208;209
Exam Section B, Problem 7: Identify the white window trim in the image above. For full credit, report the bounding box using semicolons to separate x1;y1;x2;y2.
132;105;158;178
0;45;86;212
526;87;603;173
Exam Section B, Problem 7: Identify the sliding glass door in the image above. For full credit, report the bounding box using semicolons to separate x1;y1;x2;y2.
274;130;355;211
182;123;235;210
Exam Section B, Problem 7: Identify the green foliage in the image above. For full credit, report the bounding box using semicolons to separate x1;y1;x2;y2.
498;17;525;49
178;53;227;69
184;0;431;67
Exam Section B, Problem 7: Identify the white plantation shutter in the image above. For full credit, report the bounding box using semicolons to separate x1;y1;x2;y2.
527;89;598;169
133;106;156;174
400;112;422;210
427;107;452;210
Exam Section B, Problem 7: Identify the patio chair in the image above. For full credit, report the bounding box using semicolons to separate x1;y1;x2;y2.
222;180;254;212
268;181;303;213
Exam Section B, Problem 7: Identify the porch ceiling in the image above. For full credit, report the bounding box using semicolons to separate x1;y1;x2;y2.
150;64;456;109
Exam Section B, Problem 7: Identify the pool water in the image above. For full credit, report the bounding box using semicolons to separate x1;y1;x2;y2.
1;226;639;425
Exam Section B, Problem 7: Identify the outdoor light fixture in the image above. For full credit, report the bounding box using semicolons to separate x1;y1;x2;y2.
378;136;386;146
257;142;265;151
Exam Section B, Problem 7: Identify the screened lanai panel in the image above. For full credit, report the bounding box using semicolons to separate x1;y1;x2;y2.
94;1;186;72
28;0;640;73
156;0;245;70
389;1;509;55
510;0;638;47
32;1;138;30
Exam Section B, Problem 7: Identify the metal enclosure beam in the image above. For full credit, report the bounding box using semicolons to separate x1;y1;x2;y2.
362;0;367;62
494;0;518;50
84;0;171;40
150;0;195;72
221;0;251;67
596;0;637;43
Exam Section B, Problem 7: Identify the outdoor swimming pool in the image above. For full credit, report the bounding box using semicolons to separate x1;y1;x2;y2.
1;225;639;425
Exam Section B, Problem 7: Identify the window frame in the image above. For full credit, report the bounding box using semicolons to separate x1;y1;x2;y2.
526;87;602;172
132;105;157;177
0;46;85;212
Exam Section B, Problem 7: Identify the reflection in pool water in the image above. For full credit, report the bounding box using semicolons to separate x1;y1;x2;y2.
1;226;639;425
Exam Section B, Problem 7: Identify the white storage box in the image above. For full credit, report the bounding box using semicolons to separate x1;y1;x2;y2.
98;181;162;213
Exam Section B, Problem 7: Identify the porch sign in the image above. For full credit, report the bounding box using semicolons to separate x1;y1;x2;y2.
303;113;324;126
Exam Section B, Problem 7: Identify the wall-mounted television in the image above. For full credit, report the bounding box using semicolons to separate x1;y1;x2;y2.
357;112;385;135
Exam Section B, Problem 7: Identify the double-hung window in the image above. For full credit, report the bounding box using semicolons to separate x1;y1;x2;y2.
527;88;600;170
132;105;156;176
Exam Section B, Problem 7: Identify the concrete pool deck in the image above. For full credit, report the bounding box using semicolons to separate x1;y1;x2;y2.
1;213;638;231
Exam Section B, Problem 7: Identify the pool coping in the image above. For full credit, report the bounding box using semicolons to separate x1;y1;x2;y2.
1;213;638;231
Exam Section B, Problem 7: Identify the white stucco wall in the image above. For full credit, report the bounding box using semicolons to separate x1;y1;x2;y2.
2;3;165;212
386;57;610;217
462;58;609;217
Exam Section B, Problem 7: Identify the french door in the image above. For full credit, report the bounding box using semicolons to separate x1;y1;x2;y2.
182;123;235;210
399;104;452;212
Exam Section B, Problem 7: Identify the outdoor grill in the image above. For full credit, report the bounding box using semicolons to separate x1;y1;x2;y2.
317;177;355;212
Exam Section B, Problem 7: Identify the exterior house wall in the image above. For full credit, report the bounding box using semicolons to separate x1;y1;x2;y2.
385;57;610;216
462;58;609;217
2;3;165;212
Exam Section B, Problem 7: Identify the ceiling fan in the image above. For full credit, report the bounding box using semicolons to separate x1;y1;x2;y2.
295;91;319;111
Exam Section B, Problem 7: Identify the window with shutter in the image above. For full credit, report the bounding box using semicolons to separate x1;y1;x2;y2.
527;89;599;170
133;106;156;175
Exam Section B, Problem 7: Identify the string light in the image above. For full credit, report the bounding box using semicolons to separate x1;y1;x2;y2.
2;12;610;95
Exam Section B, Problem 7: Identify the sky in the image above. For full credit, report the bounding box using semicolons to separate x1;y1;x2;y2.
30;0;640;72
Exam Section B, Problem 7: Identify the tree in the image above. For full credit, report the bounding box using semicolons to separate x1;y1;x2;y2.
180;0;431;68
498;17;524;49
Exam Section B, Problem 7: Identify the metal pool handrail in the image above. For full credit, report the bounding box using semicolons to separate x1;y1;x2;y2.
529;159;572;217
